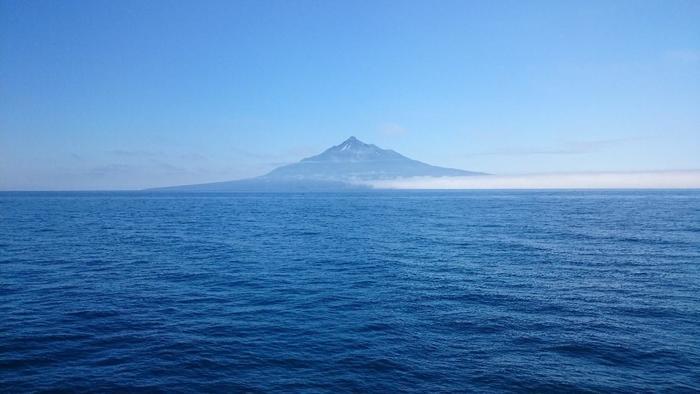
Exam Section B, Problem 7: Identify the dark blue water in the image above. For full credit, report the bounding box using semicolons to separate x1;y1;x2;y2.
1;191;699;392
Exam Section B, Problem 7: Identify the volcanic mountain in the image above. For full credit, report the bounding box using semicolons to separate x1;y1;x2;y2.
151;137;484;191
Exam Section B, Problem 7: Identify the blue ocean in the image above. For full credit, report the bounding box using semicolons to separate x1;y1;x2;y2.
1;190;699;392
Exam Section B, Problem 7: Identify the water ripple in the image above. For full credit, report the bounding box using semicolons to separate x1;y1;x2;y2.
1;190;699;392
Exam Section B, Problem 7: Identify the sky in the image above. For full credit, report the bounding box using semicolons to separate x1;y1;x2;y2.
1;0;699;190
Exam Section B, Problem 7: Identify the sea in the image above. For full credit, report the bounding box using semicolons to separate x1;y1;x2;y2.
1;190;699;392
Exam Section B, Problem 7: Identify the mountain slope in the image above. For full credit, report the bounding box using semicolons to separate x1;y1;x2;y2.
150;137;484;191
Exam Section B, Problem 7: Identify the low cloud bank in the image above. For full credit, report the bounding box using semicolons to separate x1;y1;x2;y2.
366;170;700;189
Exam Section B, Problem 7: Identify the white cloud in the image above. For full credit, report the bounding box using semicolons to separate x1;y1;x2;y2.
378;123;407;136
663;49;700;64
464;137;643;158
365;170;700;189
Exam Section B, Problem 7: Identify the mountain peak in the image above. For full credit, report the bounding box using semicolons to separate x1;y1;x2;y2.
303;136;392;163
335;136;367;151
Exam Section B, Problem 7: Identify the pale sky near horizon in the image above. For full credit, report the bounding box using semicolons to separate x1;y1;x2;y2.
1;0;699;190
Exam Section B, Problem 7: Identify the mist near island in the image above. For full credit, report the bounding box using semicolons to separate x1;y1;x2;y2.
366;170;700;190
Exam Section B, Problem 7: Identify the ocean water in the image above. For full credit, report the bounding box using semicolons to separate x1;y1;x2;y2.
1;190;699;392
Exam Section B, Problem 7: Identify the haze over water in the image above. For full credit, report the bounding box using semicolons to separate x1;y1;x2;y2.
2;191;699;392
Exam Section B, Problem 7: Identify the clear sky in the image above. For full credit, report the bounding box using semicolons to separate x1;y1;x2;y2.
1;0;699;190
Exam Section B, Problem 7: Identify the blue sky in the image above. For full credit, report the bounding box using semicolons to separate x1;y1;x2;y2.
1;0;699;189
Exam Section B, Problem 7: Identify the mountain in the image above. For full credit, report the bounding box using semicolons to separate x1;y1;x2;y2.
262;136;480;181
150;137;484;191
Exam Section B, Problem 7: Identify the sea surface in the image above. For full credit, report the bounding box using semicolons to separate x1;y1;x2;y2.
1;190;699;393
